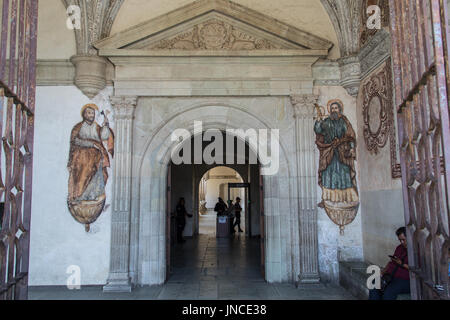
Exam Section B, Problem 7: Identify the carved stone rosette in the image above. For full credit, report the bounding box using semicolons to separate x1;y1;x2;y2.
362;62;391;155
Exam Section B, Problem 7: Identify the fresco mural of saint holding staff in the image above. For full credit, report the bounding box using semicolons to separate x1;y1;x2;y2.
314;99;360;235
67;103;114;232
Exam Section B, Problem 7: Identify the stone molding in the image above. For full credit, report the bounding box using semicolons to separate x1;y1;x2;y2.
358;29;391;80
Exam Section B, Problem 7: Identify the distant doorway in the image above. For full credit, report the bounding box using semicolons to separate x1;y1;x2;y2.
166;131;265;282
198;167;246;236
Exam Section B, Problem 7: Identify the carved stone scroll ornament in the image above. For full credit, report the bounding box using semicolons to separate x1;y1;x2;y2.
362;62;391;155
151;19;279;50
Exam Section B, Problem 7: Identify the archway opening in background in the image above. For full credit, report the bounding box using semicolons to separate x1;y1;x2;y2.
198;167;246;236
166;130;265;283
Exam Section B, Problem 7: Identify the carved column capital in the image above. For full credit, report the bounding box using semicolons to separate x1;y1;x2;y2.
290;94;319;119
110;96;138;120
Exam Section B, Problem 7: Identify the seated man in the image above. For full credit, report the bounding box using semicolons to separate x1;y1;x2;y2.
369;227;411;300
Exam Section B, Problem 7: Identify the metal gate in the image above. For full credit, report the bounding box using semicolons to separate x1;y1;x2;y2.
0;0;38;300
389;0;450;299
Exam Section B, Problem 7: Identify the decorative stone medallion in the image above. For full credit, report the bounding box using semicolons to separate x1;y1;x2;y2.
362;60;392;155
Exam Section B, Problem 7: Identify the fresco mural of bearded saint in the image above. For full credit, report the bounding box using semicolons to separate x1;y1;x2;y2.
314;99;359;234
67;104;114;232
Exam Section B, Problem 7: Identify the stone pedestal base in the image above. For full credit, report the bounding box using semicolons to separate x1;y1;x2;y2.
103;273;132;293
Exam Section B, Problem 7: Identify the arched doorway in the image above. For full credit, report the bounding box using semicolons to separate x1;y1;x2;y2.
166;130;264;283
105;100;320;290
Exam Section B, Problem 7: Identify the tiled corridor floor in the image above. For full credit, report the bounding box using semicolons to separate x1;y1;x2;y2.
29;214;356;300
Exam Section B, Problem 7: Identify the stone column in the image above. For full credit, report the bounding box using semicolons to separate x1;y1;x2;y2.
290;95;321;284
103;96;138;293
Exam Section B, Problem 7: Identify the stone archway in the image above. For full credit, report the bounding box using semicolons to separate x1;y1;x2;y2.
103;99;321;292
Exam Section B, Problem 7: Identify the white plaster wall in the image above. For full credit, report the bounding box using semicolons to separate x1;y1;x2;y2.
29;86;114;286
37;0;77;59
205;178;241;209
111;0;340;59
313;86;365;283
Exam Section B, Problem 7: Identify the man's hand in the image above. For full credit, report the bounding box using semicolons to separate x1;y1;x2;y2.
103;117;109;127
331;138;341;148
392;256;402;265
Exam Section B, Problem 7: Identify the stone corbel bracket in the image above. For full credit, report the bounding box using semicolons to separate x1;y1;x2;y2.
62;0;124;98
70;55;109;99
338;55;361;98
338;29;391;98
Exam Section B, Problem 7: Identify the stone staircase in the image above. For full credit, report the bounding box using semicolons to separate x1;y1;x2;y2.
339;261;411;300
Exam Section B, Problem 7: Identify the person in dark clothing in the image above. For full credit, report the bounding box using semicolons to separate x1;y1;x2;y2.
369;227;411;300
232;197;243;233
175;198;192;243
214;198;228;216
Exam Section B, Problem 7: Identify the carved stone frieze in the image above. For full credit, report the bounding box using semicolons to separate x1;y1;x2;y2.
359;29;391;80
150;19;280;51
359;0;390;48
